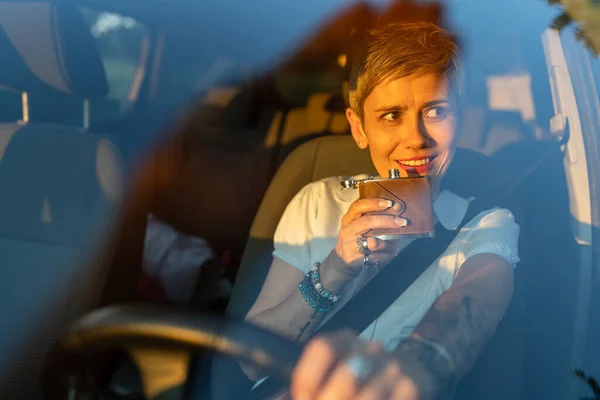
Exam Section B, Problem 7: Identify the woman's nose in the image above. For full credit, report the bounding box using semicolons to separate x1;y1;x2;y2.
399;120;432;149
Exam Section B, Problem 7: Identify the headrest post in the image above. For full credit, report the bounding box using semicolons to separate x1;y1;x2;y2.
21;92;29;124
83;99;90;130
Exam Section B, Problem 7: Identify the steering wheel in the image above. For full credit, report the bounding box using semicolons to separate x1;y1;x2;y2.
43;304;303;400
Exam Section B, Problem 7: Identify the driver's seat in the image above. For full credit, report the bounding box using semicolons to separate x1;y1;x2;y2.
210;134;525;400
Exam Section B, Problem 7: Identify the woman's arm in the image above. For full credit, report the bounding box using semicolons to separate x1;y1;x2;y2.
245;252;353;343
246;196;404;343
288;252;515;400
241;253;352;381
393;252;515;393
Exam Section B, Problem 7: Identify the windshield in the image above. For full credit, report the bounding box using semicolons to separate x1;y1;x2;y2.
0;1;599;399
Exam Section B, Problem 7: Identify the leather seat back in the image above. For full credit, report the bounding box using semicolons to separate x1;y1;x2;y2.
0;4;123;399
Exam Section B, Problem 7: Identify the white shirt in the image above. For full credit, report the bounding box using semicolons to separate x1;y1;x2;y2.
272;174;520;351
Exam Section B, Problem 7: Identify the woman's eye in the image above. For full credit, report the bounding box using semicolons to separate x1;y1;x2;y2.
382;111;401;121
423;106;449;120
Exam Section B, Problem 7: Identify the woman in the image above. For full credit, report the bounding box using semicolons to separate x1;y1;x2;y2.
245;21;520;399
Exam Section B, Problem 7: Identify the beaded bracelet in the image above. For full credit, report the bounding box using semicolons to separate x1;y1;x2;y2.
310;262;341;302
298;262;342;313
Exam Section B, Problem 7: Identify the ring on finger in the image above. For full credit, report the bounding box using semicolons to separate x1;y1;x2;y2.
363;253;378;269
345;355;374;386
356;236;370;254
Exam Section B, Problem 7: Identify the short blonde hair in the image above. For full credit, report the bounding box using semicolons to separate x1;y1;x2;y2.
348;21;461;120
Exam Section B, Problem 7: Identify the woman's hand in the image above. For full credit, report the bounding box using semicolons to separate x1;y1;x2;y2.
290;330;429;400
333;198;406;277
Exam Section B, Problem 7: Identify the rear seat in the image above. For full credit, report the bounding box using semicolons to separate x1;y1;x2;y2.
150;78;349;258
264;91;349;166
263;92;348;147
150;127;273;254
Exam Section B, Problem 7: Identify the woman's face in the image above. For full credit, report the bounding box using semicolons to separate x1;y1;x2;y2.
347;73;458;196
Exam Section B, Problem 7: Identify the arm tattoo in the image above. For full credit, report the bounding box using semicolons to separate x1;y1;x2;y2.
409;293;499;378
295;309;319;341
391;292;501;399
396;338;458;399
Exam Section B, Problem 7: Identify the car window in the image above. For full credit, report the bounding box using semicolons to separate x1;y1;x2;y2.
154;34;237;105
79;7;150;115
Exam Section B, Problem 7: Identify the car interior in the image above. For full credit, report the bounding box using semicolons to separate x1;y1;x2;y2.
0;0;597;399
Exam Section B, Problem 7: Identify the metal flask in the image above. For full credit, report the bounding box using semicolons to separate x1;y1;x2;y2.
341;169;435;240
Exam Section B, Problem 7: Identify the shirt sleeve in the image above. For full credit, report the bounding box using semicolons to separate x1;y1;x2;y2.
459;208;521;269
272;182;319;272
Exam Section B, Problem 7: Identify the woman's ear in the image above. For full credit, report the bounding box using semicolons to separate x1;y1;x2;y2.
346;108;368;149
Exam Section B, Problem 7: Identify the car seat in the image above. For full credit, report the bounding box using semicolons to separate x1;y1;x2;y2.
0;3;126;398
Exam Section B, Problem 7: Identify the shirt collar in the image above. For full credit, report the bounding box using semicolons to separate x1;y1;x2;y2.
433;190;472;231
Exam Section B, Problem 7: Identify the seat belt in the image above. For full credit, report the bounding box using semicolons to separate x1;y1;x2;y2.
317;196;490;335
248;131;568;400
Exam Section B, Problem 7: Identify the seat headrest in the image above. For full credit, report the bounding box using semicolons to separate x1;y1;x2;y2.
0;2;108;98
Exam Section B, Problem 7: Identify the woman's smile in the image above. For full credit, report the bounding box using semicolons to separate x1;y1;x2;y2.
394;154;439;174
